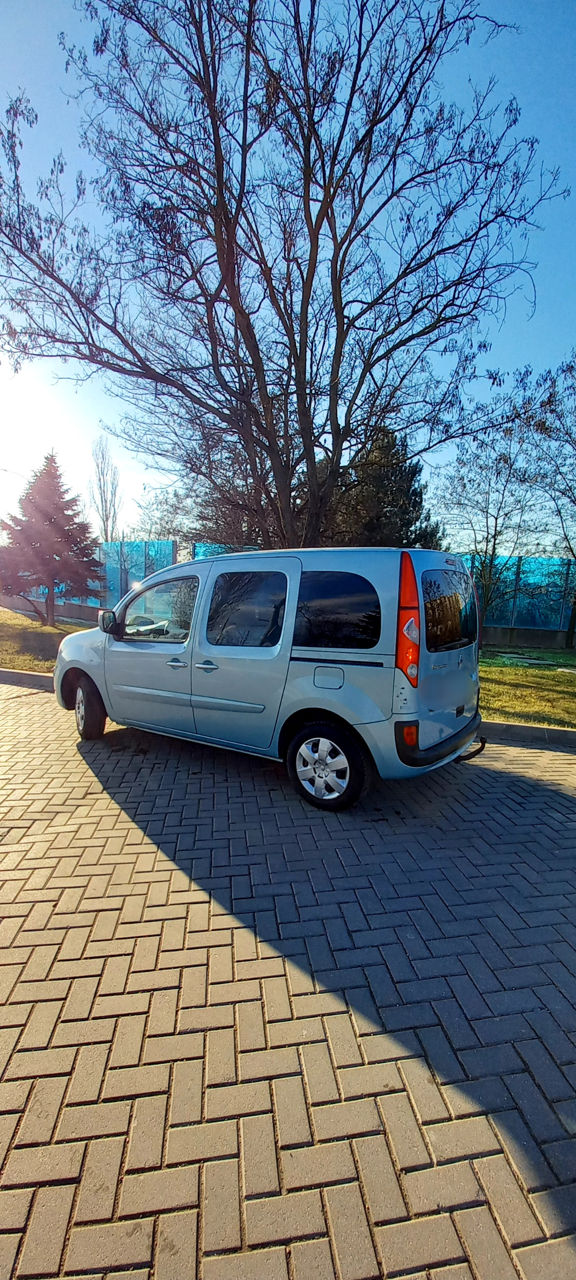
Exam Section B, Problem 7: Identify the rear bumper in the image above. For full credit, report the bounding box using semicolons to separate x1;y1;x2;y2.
394;713;482;768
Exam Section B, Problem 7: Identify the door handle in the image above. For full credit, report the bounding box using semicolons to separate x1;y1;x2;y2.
166;658;188;668
195;660;219;672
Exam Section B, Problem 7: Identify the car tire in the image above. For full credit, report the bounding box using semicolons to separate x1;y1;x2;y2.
74;675;107;741
286;720;371;810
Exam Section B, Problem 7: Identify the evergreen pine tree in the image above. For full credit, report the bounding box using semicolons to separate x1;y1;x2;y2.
0;454;102;625
326;432;444;548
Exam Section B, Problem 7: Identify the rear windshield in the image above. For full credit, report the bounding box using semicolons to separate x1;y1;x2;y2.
422;567;477;651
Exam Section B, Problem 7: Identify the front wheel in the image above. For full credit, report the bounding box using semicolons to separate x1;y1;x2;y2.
286;721;371;810
74;676;107;741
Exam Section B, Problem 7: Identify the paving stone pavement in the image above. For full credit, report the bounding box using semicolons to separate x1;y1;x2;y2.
0;682;575;1279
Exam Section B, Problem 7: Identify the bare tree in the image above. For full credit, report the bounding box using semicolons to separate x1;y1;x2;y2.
435;431;551;620
134;487;198;558
510;357;576;647
90;436;121;542
0;0;558;545
518;356;576;559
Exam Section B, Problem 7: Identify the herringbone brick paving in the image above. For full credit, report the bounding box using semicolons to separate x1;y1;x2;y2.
0;681;575;1278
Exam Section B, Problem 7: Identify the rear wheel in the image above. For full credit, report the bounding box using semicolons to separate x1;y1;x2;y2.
74;676;107;741
286;721;370;810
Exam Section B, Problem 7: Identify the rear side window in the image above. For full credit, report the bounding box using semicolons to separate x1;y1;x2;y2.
422;567;477;651
294;571;381;649
207;572;287;647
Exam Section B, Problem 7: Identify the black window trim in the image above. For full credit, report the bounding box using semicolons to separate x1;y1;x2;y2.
290;655;384;668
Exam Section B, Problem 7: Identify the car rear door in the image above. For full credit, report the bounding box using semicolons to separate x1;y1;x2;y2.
416;555;479;750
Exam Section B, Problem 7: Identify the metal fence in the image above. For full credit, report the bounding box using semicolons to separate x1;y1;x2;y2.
464;554;576;631
78;539;246;608
95;539;178;606
36;540;576;632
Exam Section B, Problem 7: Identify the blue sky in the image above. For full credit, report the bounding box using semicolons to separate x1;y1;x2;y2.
444;0;576;376
0;0;575;525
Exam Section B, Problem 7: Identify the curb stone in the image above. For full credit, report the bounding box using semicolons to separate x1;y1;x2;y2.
0;667;54;692
482;719;576;749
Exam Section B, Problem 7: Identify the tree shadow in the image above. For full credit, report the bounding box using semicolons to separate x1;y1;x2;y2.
79;728;576;1244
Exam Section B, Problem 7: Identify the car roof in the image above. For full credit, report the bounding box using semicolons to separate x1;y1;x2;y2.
137;545;458;586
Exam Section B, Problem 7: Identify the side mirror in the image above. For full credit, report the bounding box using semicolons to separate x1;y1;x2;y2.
99;609;120;636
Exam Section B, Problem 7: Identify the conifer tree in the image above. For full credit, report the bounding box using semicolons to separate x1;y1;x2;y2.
323;433;444;549
0;454;102;625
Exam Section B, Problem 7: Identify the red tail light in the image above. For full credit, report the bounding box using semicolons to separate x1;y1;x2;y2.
396;552;420;687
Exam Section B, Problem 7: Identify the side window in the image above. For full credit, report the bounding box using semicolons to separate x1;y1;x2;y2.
293;571;381;649
123;578;199;643
207;572;287;647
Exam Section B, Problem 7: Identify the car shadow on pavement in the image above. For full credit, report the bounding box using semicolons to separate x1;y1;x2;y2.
79;727;576;1252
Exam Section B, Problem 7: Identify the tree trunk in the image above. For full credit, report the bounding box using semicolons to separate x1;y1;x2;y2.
45;583;55;627
17;594;48;625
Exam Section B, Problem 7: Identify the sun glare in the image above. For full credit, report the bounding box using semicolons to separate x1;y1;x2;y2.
0;363;157;530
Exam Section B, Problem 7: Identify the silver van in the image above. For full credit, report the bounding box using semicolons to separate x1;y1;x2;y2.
54;548;481;809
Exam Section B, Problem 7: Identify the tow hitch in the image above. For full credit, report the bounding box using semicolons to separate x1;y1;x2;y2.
457;736;487;763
